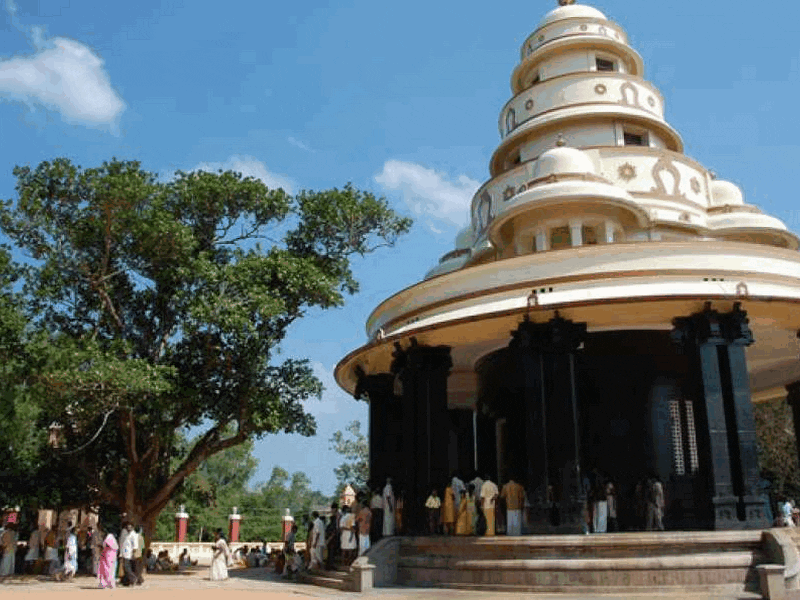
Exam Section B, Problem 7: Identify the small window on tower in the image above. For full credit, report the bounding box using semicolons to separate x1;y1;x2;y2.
550;226;571;250
596;57;617;72
582;225;598;245
624;131;648;146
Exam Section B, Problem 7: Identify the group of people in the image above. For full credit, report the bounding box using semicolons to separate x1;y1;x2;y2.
0;519;107;582
425;473;525;537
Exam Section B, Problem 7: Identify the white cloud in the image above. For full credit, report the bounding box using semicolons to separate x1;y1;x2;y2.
288;136;313;152
304;361;349;416
193;155;295;193
375;159;478;227
0;0;125;128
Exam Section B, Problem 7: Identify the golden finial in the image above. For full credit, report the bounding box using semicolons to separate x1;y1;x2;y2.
559;0;576;5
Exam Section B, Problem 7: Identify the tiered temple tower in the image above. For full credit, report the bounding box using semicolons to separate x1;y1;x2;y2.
337;1;800;533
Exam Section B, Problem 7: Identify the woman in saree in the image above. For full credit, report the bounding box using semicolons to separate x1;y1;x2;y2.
97;530;118;588
209;529;229;581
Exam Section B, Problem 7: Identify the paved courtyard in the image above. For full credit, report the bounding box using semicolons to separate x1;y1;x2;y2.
0;566;771;600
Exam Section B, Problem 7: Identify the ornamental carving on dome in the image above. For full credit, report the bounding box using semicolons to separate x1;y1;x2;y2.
651;156;686;199
525;98;534;110
503;185;516;200
690;177;701;194
618;163;637;181
648;96;656;107
580;24;588;31
619;82;642;109
594;83;607;95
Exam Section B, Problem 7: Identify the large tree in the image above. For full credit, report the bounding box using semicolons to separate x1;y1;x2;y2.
0;158;410;541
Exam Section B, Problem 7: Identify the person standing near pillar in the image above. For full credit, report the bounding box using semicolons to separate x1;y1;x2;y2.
606;482;618;532
425;489;441;535
646;477;665;531
382;478;395;536
480;476;499;536
441;482;456;535
501;477;526;536
369;489;384;544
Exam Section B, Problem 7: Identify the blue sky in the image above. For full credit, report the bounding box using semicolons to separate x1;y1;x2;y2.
1;0;799;497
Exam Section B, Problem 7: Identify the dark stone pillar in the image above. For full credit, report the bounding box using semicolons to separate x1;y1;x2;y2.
356;373;396;490
721;303;769;527
672;303;739;529
508;313;586;533
509;318;550;530
391;339;452;535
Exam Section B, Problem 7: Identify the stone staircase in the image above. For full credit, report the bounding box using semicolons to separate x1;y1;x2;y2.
394;531;769;595
297;567;352;591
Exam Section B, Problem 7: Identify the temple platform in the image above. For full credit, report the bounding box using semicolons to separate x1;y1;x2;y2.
358;529;800;596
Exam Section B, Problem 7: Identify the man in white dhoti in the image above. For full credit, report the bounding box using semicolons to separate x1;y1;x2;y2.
309;512;325;570
382;478;396;536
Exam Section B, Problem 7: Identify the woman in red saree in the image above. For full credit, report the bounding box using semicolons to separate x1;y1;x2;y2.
97;531;118;588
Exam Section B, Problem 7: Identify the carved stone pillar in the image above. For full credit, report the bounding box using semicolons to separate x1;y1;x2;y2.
673;303;739;529
391;339;452;535
721;303;769;528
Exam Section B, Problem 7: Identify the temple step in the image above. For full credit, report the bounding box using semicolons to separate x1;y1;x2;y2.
396;531;767;593
296;569;350;590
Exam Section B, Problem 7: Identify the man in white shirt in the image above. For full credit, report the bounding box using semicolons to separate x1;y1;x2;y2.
119;522;138;586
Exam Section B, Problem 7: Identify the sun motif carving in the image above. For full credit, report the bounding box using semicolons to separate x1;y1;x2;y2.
503;186;516;200
525;98;534;111
594;84;607;95
618;163;637;181
690;177;701;194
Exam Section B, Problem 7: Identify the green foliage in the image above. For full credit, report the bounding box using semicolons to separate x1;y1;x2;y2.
0;157;410;535
330;420;369;496
754;399;800;503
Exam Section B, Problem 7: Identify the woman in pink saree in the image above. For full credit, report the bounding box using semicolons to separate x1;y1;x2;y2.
97;531;118;589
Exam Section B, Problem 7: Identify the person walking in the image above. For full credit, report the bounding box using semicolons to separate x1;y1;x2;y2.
119;522;138;586
209;529;230;581
55;524;78;581
97;529;118;589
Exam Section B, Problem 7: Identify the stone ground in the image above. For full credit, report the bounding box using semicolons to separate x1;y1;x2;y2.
0;566;776;600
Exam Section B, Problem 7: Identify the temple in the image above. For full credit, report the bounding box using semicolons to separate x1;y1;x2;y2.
335;2;800;534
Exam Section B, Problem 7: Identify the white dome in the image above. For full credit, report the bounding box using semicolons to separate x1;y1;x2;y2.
534;146;596;178
538;4;607;29
455;227;474;249
710;180;744;207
